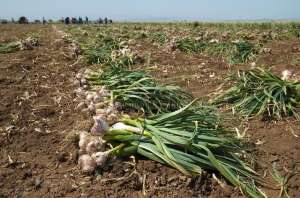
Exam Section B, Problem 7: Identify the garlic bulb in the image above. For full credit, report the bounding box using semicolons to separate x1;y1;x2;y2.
99;87;109;97
79;132;89;150
90;116;109;136
74;88;86;98
91;152;109;168
250;62;256;68
80;78;87;85
73;79;80;86
76;73;83;80
209;39;219;43
95;108;107;116
107;113;119;125
281;70;291;81
93;94;102;103
78;131;104;154
95;102;106;109
78;154;96;173
86;92;96;102
86;139;103;154
106;106;115;114
88;102;96;113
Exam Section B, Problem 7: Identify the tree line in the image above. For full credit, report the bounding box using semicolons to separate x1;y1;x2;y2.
0;16;113;24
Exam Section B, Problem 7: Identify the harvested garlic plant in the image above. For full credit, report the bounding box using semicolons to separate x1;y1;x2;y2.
91;151;109;168
90;116;109;136
78;154;97;173
78;131;104;154
86;139;104;155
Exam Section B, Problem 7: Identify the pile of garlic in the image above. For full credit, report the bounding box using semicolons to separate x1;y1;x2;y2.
73;69;121;173
77;130;109;174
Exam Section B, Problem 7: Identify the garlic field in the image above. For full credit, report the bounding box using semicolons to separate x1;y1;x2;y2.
0;23;300;198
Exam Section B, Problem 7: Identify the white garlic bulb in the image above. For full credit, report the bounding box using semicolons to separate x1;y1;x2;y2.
76;73;83;80
281;70;291;81
88;102;96;113
90;116;109;136
86;139;103;154
78;154;96;173
107;113;119;125
91;152;109;168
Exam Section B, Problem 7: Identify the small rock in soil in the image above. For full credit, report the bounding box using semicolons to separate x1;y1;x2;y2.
34;177;43;189
160;175;167;186
63;182;77;193
179;175;187;181
185;178;192;187
71;150;79;163
269;155;279;162
133;174;143;190
22;170;32;179
56;152;68;163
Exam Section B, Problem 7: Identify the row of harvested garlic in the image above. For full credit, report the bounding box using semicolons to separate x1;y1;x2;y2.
74;70;120;173
73;71;120;125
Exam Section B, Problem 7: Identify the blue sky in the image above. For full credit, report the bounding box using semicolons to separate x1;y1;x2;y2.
1;0;300;21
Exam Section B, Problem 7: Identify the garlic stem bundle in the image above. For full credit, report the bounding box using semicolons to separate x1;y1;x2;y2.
111;122;142;133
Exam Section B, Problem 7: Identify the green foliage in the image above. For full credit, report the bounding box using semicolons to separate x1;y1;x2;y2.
106;101;265;198
175;38;260;64
176;37;207;53
87;67;192;114
0;41;22;53
271;164;290;198
206;42;233;58
205;41;260;64
212;68;300;120
230;41;260;64
81;36;121;64
150;32;167;45
192;21;200;28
